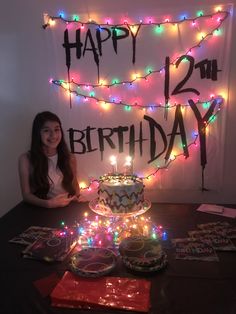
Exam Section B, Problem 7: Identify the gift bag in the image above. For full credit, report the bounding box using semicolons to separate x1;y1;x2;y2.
51;271;151;312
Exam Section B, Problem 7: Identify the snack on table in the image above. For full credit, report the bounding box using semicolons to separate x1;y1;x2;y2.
119;236;167;272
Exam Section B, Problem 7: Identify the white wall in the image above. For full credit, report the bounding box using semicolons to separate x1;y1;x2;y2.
0;0;236;217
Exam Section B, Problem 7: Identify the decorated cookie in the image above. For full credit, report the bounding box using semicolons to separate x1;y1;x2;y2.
122;252;168;273
119;236;163;266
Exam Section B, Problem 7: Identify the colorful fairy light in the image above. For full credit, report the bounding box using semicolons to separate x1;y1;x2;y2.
43;9;228;29
50;78;224;110
72;211;168;248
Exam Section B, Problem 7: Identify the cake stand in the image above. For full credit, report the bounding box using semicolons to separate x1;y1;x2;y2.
89;198;151;218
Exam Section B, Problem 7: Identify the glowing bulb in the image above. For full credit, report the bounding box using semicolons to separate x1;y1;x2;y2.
131;25;139;33
99;79;107;86
49;18;56;26
79;181;87;189
100;101;110;111
124;105;131;111
170;154;176;161
198;32;206;40
181;106;185;113
154;25;164;34
73;15;79;21
215;6;222;12
217;91;227;101
132;73;140;80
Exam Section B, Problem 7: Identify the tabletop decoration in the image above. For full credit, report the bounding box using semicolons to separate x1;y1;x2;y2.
70;247;118;277
21;227;77;262
172;219;236;262
197;221;236;239
172;238;219;262
76;210;167;249
9;226;56;246
188;229;236;251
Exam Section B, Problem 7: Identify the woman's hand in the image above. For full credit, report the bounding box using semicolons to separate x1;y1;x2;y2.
47;194;77;208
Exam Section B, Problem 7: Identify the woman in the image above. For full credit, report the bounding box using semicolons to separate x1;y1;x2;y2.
18;111;80;208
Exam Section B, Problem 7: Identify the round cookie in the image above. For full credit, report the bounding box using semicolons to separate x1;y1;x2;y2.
119;236;163;267
122;252;168;273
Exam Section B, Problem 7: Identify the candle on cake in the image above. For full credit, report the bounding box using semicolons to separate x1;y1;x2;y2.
124;156;133;175
110;155;117;174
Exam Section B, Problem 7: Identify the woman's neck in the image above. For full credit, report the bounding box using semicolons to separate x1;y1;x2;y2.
43;147;57;157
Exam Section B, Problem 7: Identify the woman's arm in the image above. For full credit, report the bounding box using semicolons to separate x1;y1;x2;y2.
18;153;74;208
70;154;81;198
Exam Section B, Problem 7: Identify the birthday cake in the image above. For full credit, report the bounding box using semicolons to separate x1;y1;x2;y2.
98;173;144;214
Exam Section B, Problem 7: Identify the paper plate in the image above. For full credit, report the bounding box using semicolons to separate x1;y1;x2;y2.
70;247;118;277
119;236;163;266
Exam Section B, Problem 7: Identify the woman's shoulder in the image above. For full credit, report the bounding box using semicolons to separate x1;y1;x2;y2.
19;152;30;164
18;152;32;175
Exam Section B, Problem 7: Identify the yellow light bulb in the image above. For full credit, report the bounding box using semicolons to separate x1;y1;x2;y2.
170;153;176;161
132;72;140;80
79;181;87;189
100;102;110;111
131;25;139;33
49;19;56;26
215;6;222;12
198;32;206;40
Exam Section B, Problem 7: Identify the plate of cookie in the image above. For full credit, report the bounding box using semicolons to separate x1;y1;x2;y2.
119;236;167;272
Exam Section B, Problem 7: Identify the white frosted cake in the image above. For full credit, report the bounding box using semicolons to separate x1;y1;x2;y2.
98;174;144;214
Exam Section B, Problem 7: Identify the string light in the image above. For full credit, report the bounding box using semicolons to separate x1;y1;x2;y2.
43;10;228;29
73;212;168;247
51;78;224;110
44;10;229;90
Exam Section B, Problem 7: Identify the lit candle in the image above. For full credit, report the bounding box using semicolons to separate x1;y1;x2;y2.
124;156;133;175
110;155;117;173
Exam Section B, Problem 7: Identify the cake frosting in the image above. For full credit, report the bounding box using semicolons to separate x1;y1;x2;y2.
98;173;144;214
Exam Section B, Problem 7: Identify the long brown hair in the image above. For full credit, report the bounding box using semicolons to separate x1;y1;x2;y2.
29;111;77;198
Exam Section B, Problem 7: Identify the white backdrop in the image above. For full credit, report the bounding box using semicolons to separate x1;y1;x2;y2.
0;0;236;217
43;2;233;201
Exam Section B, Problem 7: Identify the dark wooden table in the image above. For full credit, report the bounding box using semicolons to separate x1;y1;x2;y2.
0;201;235;314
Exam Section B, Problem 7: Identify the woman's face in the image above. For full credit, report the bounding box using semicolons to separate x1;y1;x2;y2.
40;120;62;156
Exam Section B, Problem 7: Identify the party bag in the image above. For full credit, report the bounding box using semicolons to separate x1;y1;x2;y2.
51;271;151;312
